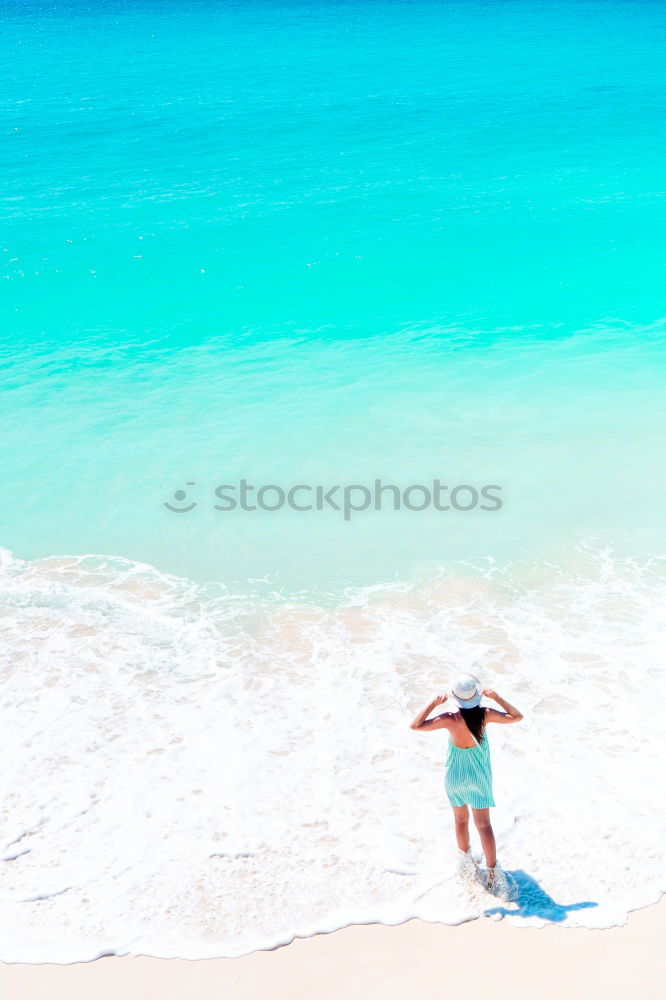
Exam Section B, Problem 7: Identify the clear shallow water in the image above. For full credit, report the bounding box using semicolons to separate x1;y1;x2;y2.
1;0;666;961
3;320;666;591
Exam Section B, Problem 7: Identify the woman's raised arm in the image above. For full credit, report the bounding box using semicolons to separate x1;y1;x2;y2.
409;693;450;731
482;688;523;723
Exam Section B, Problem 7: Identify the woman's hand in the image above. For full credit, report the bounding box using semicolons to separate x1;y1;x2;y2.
482;687;498;700
433;693;448;706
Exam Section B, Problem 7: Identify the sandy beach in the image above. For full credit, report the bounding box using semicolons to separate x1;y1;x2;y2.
1;898;663;1000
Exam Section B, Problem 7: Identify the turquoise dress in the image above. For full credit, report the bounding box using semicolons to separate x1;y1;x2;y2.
444;730;495;809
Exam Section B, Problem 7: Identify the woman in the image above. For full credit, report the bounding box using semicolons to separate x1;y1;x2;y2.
409;673;523;898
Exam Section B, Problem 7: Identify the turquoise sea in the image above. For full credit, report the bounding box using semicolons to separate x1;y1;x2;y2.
3;0;666;590
1;0;665;961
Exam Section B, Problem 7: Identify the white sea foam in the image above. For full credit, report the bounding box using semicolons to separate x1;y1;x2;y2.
0;545;664;961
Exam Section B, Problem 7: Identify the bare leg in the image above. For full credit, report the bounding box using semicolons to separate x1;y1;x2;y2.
471;807;496;868
452;804;470;853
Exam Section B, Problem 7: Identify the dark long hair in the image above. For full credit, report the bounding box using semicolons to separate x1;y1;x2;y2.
460;706;487;745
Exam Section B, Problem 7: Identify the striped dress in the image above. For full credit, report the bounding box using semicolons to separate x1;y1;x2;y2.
444;730;495;809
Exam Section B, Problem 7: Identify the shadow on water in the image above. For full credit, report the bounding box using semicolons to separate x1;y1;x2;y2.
484;869;598;922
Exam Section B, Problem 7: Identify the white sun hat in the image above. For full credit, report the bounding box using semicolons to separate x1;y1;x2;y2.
451;672;483;708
